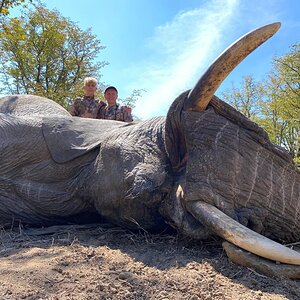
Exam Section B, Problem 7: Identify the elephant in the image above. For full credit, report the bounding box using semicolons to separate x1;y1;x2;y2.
0;22;300;278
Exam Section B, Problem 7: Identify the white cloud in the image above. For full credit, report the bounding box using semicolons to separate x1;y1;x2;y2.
127;0;239;119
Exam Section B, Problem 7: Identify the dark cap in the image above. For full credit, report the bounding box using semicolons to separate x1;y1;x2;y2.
104;86;118;94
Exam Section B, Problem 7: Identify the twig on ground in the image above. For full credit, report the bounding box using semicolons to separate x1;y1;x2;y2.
247;267;269;278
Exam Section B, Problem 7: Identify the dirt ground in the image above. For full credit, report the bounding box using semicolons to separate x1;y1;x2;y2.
0;223;299;300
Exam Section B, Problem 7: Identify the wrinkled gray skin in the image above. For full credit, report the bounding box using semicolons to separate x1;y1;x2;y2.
0;92;299;245
0;95;170;230
1;23;300;264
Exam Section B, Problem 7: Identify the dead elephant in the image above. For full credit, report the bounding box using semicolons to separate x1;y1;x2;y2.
1;22;300;278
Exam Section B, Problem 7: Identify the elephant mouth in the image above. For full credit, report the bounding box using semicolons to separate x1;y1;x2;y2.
165;183;300;266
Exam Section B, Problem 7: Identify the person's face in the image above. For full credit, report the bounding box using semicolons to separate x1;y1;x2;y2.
104;89;118;106
83;82;97;97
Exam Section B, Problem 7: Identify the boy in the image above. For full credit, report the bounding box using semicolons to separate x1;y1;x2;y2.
69;77;106;118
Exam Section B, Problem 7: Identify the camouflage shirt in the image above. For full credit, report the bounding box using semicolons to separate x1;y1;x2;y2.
69;96;106;119
99;104;133;122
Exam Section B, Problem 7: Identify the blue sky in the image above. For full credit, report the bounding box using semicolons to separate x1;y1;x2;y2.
11;0;300;118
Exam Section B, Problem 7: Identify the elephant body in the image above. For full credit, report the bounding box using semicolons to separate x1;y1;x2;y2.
0;95;171;229
1;23;300;272
1;94;299;244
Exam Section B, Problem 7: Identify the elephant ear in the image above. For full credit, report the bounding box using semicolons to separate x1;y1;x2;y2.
42;116;128;163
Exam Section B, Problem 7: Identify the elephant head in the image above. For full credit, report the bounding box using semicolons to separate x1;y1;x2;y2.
160;22;300;267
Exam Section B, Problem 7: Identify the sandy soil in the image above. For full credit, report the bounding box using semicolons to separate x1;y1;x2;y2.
0;223;299;300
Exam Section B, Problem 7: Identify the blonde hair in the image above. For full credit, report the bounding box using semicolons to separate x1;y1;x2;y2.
83;77;98;86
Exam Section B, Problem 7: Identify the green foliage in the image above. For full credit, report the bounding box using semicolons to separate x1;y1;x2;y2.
0;0;32;15
221;75;263;119
0;5;107;108
260;44;300;161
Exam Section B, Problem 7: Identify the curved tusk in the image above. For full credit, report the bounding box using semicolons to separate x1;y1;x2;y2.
186;201;300;265
184;22;281;112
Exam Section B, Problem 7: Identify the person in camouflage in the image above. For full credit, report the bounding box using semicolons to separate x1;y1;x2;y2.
69;77;106;119
100;86;133;122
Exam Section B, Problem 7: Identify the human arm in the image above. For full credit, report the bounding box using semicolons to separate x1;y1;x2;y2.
69;98;80;116
96;101;107;119
121;106;133;122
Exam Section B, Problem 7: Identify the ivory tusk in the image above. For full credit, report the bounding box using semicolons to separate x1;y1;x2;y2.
187;200;300;265
184;22;281;112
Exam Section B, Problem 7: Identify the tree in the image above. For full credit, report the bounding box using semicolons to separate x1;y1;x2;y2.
0;5;107;107
118;89;146;121
118;89;146;109
259;44;300;163
221;75;263;119
0;0;32;15
220;44;300;165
